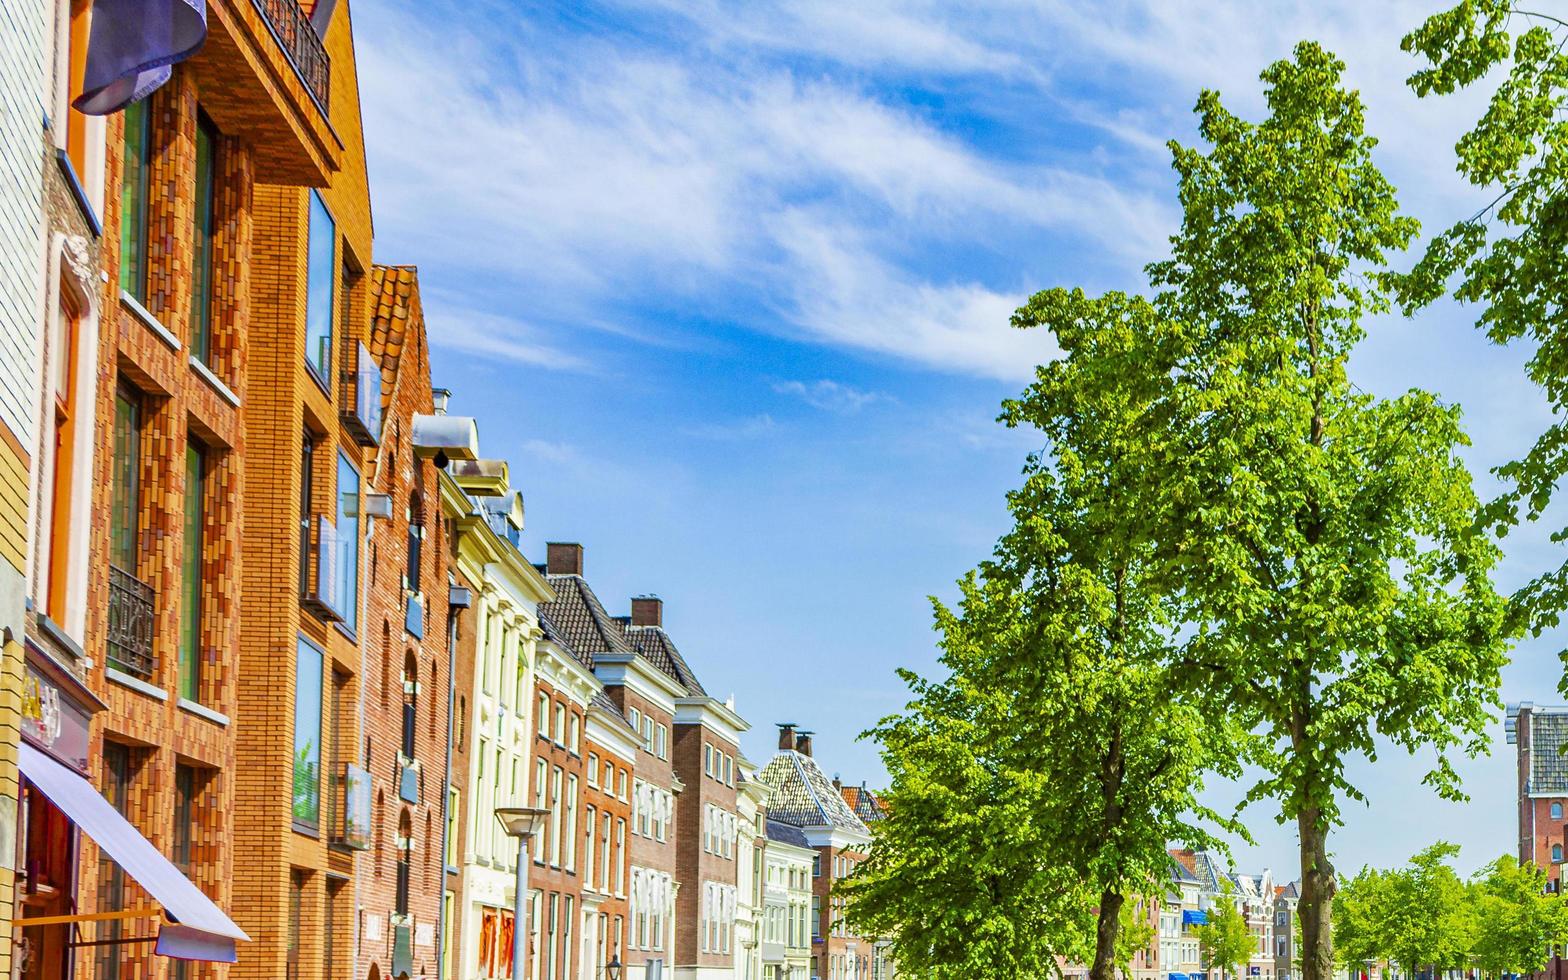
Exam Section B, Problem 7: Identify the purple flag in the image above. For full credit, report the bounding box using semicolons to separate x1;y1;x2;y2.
72;0;207;116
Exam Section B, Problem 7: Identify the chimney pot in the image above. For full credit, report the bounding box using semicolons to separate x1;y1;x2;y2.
631;595;663;628
546;542;584;576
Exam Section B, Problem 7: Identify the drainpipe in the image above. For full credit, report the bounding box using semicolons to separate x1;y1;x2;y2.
436;578;468;980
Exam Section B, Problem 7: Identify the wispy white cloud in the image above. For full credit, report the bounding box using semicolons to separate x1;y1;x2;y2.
771;379;888;414
681;414;779;441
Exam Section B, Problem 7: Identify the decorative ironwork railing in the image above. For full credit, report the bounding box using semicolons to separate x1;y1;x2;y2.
107;565;155;679
252;0;331;110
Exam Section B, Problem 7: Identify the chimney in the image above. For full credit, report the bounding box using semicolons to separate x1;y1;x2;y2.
631;595;663;628
546;542;583;576
777;723;797;752
796;731;814;757
431;387;451;415
832;774;842;792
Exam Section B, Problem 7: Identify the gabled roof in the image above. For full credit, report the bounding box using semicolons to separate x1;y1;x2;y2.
766;819;812;849
368;264;422;415
840;784;887;823
1276;881;1300;901
621;624;708;698
756;752;870;836
540;575;636;669
1169;856;1201;885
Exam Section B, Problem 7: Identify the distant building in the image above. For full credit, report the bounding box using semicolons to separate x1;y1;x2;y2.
762;820;815;980
1507;702;1568;881
1274;882;1299;980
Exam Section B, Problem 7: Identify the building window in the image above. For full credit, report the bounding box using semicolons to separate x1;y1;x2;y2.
110;383;142;573
44;286;81;621
554;702;566;744
537;692;550;739
628;707;641;737
179;440;205;701
565;774;579;871
568;713;580;755
588;753;599;786
614;818;626;894
287;871;305;980
704;744;713;776
396;812;413;916
304;191;335;387
406;490;424;592
550;766;564;867
534;757;548;863
655;724;666;759
401;654;417;760
190;112;218;362
1556;844;1564;863
1555;802;1564;821
298;434;316;597
584;804;597;886
293;636;325;829
96;742;134;978
119;98;152;301
337;452;360;632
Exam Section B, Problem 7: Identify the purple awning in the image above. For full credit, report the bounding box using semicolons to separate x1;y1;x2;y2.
72;0;207;115
19;742;248;961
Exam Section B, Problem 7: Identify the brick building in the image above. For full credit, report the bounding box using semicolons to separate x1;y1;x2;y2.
564;555;683;980
353;264;457;979
55;0;341;976
584;688;638;978
756;726;874;980
223;0;384;975
1508;703;1568;880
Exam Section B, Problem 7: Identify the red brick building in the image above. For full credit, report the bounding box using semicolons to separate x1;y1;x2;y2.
583;689;638;975
542;545;682;980
354;264;454;980
1508;703;1568;884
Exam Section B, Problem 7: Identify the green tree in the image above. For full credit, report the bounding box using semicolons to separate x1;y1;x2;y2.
1332;866;1393;974
1402;3;1568;653
842;290;1233;980
1381;843;1475;978
1197;884;1254;980
1147;41;1511;980
1470;854;1568;979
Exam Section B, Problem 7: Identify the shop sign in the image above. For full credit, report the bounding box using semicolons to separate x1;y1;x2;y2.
21;661;90;771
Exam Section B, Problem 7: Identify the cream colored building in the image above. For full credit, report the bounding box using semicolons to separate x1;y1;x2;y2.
761;821;814;980
446;464;555;980
734;761;769;980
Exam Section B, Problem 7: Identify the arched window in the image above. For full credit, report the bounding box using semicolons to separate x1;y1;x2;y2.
396;811;413;916
402;653;417;760
405;491;424;593
1554;802;1563;821
1555;843;1564;863
380;622;391;707
374;789;385;877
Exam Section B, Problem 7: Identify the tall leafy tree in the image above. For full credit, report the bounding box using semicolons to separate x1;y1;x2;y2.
1148;42;1510;980
844;290;1234;980
1470;854;1568;979
1401;3;1568;653
1332;866;1394;974
1381;843;1475;977
1196;882;1255;980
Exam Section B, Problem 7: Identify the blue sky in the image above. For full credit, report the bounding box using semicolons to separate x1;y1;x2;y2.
354;0;1562;879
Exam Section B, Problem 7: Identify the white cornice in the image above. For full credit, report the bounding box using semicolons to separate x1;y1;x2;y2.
673;696;750;739
593;652;684;708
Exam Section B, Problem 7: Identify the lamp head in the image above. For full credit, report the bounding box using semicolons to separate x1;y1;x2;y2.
494;806;551;839
607;956;622;980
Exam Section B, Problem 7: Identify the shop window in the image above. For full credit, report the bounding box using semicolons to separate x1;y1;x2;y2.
119;99;152;301
293;636;325;829
304;192;335;388
190;112;219;364
179;439;206;702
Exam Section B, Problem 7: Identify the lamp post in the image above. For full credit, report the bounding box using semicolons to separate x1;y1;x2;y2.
496;806;551;980
606;955;622;979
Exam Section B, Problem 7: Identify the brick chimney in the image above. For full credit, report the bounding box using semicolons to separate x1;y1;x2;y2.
832;774;842;792
777;723;797;752
546;542;583;576
796;731;814;757
631;595;663;628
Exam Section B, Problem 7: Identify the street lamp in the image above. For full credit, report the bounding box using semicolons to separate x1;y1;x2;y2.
496;806;550;980
606;955;622;980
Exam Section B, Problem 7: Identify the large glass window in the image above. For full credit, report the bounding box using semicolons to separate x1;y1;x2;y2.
119;99;151;301
336;452;359;631
293;636;325;828
180;442;205;702
190;113;218;362
110;384;142;571
304;192;335;387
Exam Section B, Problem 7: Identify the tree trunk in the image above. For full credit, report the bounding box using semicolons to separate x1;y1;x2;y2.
1297;804;1336;980
1090;889;1126;980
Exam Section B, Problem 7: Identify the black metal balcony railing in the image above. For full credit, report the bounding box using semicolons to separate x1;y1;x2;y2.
253;0;331;110
107;565;155;679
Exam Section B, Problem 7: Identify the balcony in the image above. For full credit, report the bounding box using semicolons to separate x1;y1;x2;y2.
107;565;155;679
252;0;330;110
300;514;347;623
341;341;383;447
